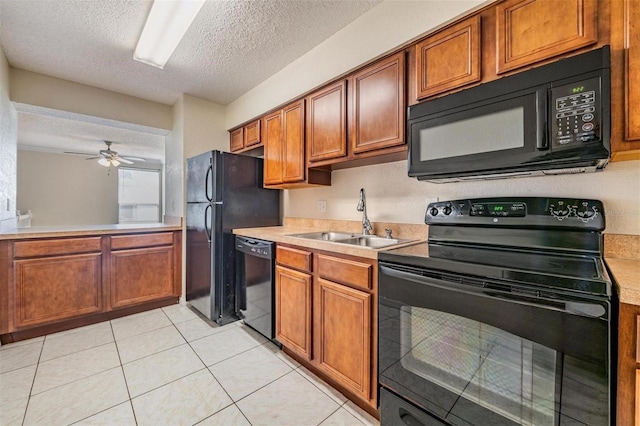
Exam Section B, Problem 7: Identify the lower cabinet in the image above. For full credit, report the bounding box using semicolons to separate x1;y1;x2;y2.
15;253;102;328
275;264;313;360
315;278;372;400
110;246;175;309
1;231;181;340
275;244;377;413
618;302;640;426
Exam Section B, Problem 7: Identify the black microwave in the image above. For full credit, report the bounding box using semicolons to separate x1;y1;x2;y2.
408;46;611;182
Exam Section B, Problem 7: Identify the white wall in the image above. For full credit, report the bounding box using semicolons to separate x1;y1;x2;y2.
165;96;185;219
0;46;18;232
17;150;118;226
183;94;227;158
226;0;486;128
10;68;172;131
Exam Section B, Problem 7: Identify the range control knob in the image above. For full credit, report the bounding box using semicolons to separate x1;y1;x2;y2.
429;207;439;216
443;205;452;216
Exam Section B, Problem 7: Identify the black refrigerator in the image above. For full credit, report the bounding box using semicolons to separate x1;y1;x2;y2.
186;150;281;325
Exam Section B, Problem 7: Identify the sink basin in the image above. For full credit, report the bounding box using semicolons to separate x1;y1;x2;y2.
338;236;405;248
287;231;414;249
287;231;356;241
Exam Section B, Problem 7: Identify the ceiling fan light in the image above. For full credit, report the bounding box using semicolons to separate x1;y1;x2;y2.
98;158;110;167
133;0;206;69
111;159;121;167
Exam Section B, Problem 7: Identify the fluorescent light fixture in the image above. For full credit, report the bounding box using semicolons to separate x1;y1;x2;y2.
133;0;206;69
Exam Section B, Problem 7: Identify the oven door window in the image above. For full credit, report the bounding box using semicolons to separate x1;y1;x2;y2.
378;264;610;426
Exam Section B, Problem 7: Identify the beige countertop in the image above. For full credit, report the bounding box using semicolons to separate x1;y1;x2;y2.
604;234;640;306
606;258;640;305
0;223;182;241
233;225;424;260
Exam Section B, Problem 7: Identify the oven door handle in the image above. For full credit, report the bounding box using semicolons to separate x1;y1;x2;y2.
380;264;607;319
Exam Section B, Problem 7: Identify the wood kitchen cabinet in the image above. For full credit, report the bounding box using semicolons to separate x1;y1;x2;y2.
229;127;244;152
495;0;598;74
0;230;181;342
229;119;261;153
617;302;640;426
306;80;347;164
275;246;313;360
263;100;331;188
414;15;481;100
12;237;103;328
349;52;406;155
275;244;378;414
110;233;178;309
610;0;640;160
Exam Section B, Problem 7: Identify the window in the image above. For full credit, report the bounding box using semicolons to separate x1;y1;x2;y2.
118;168;161;223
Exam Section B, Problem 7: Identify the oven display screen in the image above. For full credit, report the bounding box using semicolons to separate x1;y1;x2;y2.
471;203;526;217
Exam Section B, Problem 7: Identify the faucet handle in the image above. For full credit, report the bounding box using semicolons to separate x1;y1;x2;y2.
385;228;393;238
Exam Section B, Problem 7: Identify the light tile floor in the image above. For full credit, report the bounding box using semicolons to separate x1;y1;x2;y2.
0;304;379;426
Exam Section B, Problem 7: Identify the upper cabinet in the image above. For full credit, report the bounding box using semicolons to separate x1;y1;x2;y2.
306;80;348;164
230;128;244;152
610;0;640;160
349;52;406;154
414;16;481;100
229;119;261;152
263;100;331;188
496;0;598;74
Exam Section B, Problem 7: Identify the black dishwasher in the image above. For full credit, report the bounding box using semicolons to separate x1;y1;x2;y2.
235;236;276;341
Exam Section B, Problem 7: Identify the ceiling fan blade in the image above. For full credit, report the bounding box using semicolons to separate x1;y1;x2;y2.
121;156;146;162
85;156;101;160
64;151;95;156
118;158;134;164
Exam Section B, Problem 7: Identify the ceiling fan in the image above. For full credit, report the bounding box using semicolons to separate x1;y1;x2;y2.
65;141;146;167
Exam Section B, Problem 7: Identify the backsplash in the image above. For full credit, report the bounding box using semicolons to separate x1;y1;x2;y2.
285;159;640;236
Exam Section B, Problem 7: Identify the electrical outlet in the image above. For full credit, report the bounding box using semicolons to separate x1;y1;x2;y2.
317;200;327;213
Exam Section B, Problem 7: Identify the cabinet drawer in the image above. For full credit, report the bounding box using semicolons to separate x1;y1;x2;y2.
277;246;312;272
14;237;102;258
111;232;173;250
317;254;372;290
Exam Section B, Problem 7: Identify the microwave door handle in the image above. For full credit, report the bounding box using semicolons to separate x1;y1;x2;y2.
537;88;549;150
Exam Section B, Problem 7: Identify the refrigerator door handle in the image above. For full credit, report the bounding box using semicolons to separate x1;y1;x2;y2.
205;164;213;202
204;204;212;246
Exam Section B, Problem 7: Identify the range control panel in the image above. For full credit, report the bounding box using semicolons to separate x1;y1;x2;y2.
426;197;605;230
551;77;602;147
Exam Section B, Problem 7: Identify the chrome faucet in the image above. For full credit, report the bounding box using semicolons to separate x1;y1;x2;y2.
356;188;373;235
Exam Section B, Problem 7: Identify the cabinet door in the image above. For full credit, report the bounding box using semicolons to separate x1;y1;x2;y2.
244;119;261;148
315;278;371;400
276;265;312;359
496;0;598;74
263;110;283;186
282;100;306;183
230;127;244;152
110;246;174;309
306;81;347;163
349;52;405;154
626;0;640;141
14;253;102;328
415;15;480;100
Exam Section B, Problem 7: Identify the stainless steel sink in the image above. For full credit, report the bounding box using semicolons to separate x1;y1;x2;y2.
337;236;405;248
287;231;414;249
287;231;356;241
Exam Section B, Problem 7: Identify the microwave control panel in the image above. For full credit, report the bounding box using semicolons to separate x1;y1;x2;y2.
551;77;601;148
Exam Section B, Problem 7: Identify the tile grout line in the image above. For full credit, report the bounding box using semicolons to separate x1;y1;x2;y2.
109;318;139;426
21;336;46;426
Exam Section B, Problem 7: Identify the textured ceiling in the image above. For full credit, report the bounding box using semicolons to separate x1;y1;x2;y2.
0;0;381;106
1;0;380;159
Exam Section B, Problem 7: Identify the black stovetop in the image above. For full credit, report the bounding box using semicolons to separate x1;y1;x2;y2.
380;197;612;297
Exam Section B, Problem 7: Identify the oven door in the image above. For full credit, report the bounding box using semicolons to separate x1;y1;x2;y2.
378;263;611;426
